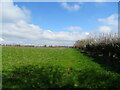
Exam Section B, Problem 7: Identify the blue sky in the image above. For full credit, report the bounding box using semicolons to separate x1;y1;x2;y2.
1;2;118;46
14;2;117;32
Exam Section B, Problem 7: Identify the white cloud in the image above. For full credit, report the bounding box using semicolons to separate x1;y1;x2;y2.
2;20;88;42
98;14;118;33
98;26;112;33
85;32;89;35
66;26;82;30
2;2;30;23
0;38;4;42
61;2;80;11
98;14;118;26
1;0;119;2
95;0;107;2
1;1;89;46
86;0;118;1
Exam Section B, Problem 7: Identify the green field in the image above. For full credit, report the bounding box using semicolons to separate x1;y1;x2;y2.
2;46;120;88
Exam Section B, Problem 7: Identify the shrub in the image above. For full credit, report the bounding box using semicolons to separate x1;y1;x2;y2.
74;33;120;72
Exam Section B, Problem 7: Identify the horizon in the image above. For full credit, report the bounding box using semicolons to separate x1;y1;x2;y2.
1;1;118;46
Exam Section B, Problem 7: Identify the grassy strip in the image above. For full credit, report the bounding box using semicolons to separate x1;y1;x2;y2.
2;46;120;88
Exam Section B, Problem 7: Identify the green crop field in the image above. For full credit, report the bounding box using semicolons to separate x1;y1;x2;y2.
2;46;120;88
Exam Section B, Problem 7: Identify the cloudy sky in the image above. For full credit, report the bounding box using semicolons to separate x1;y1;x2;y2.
0;1;118;46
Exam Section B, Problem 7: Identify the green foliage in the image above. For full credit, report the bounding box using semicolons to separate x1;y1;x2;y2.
74;34;120;72
2;46;120;88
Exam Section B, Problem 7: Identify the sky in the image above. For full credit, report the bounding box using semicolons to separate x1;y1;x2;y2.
0;1;118;46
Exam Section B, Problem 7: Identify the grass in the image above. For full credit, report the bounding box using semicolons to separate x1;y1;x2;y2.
2;46;120;88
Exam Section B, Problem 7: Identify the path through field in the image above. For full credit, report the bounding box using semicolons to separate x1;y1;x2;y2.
2;47;120;88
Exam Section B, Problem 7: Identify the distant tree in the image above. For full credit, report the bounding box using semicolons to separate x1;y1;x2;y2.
44;45;47;47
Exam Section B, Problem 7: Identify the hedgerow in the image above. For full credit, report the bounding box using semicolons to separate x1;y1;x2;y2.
74;33;120;72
